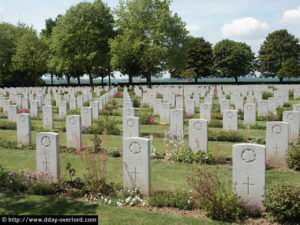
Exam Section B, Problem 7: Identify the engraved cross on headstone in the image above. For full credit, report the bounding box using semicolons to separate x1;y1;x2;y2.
195;138;199;148
243;177;254;195
43;157;50;171
273;144;280;155
131;167;140;182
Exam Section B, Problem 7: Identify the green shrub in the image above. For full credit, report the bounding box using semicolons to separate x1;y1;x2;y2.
83;102;90;107
100;90;106;96
249;123;266;130
208;130;245;142
284;102;291;107
238;123;246;129
0;165;8;186
263;184;300;223
30;183;56;195
226;94;230;100
287;146;300;171
67;109;80;115
113;111;121;116
103;119;121;135
188;167;245;222
138;111;153;125
262;91;273;100
211;112;222;120
52;99;56;106
132;98;140;108
208;120;222;128
149;191;195;210
173;150;226;164
0;138;19;149
256;115;267;121
156;93;163;99
0;121;17;130
106;148;121;158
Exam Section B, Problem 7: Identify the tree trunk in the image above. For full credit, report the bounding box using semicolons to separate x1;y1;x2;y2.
129;74;133;85
108;73;111;88
77;75;80;85
195;77;197;84
147;72;152;88
279;77;283;83
67;75;70;85
89;74;93;86
51;73;54;85
234;77;238;83
101;76;104;86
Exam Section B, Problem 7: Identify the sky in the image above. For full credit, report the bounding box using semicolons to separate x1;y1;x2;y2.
0;0;299;79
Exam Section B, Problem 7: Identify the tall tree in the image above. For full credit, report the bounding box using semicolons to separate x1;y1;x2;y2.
109;0;188;87
41;16;61;85
178;36;212;83
11;28;48;86
50;0;115;85
277;58;300;79
213;39;255;83
258;29;300;82
0;23;30;85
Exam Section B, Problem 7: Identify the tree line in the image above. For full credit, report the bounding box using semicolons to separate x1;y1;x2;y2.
0;0;299;87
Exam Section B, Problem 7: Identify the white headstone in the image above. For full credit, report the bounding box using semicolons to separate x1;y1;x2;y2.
233;143;266;206
81;107;93;128
283;111;300;142
244;104;256;125
170;108;184;139
266;122;289;167
223;110;238;131
17;113;31;145
36;132;60;181
123;116;140;138
43;106;54;129
189;119;208;152
123;137;150;195
200;103;211;122
66;115;82;150
59;101;68;119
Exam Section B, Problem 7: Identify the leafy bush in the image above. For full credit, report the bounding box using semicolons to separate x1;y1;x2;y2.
208;130;245;142
188;167;245;222
113;111;121;116
91;134;105;153
262;91;273;100
249;123;266;130
208;120;222;128
0;138;19;149
287;146;300;171
103;119;121;135
132;98;140;108
263;184;300;223
256;115;267;121
138;111;155;125
67;109;80;115
83;102;90;107
211;112;222;120
238;123;246;129
30;183;56;195
0;121;17;130
284;102;291;107
83;119;121;135
156;93;163;99
100;90;106;96
173;150;226;165
106;148;121;158
149;190;195;210
52;99;56;106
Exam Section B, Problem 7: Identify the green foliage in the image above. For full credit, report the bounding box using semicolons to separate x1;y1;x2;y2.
213;39;255;82
83;119;121;135
30;183;56;195
132;98;140;108
138;111;154;125
287;146;300;171
109;0;189;85
0;121;17;130
0;138;19;149
83;102;90;107
148;190;195;210
211;112;222;120
208;130;245;142
49;0;115;83
263;184;300;223
173;150;226;164
256;115;267;121
67;109;80;115
262;91;273;100
188;167;245;222
208;119;223;128
249;123;266;130
258;29;300;80
178;37;212;81
283;102;291;107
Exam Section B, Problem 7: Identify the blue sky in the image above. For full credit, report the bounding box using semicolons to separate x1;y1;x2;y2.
0;0;299;55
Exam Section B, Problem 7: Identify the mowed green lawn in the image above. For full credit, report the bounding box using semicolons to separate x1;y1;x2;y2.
0;95;299;224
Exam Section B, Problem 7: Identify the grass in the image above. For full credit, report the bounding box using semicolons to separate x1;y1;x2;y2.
0;190;230;225
0;95;300;224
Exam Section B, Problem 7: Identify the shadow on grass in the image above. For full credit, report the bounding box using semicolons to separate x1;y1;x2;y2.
0;190;98;215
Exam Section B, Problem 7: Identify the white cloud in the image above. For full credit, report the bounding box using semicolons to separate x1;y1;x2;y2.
282;6;300;25
221;17;269;40
186;24;201;32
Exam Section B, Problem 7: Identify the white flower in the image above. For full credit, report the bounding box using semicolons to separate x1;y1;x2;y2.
108;200;111;204
125;197;131;203
130;201;134;206
117;202;123;207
